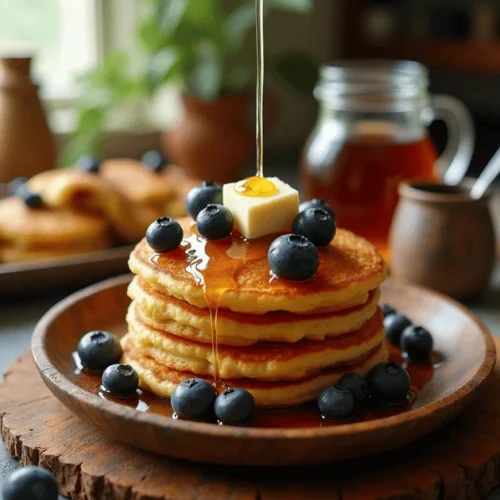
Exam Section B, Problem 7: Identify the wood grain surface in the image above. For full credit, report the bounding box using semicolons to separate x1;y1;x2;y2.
2;347;500;499
30;275;496;466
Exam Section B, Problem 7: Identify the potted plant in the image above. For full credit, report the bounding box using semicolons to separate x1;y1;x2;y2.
63;0;318;182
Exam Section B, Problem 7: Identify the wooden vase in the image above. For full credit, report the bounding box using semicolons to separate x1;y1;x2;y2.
162;94;253;183
389;180;496;299
0;56;56;182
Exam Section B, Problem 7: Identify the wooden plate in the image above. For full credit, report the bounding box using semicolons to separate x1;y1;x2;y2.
31;275;496;466
0;246;133;297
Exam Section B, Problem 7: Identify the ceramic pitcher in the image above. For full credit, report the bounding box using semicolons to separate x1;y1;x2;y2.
0;56;56;182
390;181;496;299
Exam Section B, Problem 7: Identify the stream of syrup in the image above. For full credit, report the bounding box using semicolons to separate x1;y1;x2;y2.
256;0;264;179
187;0;278;389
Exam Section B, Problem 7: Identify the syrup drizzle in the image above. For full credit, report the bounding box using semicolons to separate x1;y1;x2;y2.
233;1;278;199
256;0;264;178
178;0;271;390
180;226;270;391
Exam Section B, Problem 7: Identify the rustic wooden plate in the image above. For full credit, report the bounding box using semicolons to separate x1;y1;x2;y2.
31;275;496;466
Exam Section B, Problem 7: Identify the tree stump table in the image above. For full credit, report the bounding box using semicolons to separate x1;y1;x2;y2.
2;345;500;500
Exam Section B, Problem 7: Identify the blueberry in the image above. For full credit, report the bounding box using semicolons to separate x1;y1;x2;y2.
2;466;58;500
268;234;319;281
186;181;223;219
337;373;368;407
196;204;233;240
77;330;122;372
401;325;433;363
21;191;43;209
299;199;335;219
367;362;411;405
77;154;100;174
102;364;139;397
8;177;28;195
214;387;256;425
384;313;412;346
146;217;183;253
292;208;336;247
141;150;165;173
317;385;355;421
381;304;397;318
171;378;215;420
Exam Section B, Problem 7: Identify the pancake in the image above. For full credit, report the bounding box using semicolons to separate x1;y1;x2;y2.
128;277;381;345
28;169;159;243
129;218;387;314
122;334;388;407
0;197;109;247
100;159;176;206
126;306;384;381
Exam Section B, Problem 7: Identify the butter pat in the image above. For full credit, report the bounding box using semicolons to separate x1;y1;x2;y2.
223;177;299;239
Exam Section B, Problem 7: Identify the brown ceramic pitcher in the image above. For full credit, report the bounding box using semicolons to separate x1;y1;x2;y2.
389;181;496;299
0;56;56;182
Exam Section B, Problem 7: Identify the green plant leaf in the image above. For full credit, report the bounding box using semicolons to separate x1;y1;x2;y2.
139;17;164;53
274;51;319;95
227;4;255;42
145;47;181;94
188;55;222;100
60;107;106;167
158;0;190;34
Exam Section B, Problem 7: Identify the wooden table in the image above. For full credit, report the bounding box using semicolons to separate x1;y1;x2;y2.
0;169;499;498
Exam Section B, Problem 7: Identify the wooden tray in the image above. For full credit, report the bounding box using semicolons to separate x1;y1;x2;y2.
0;246;133;297
31;275;496;466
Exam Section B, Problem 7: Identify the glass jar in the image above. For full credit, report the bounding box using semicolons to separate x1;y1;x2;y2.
300;60;474;260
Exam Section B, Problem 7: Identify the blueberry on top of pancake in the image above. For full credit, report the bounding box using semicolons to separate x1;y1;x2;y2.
77;154;101;174
21;191;44;209
141;150;166;173
186;181;223;219
8;177;28;196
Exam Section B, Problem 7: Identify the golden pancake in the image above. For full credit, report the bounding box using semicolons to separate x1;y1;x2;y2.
100;159;176;206
28;169;158;243
129;218;387;314
122;334;388;407
126;306;384;381
0;197;109;247
128;277;381;345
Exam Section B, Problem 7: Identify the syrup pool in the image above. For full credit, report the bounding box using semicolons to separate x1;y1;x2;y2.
75;345;436;428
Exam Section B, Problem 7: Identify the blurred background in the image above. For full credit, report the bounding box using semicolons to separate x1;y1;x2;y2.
2;0;499;175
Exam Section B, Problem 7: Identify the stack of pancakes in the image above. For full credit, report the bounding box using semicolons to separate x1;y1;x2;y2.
0;160;197;263
123;218;388;408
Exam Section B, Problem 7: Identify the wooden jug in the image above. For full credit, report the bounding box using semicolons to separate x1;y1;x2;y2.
0;56;56;182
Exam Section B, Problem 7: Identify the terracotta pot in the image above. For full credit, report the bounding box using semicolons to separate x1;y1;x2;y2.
389;180;496;299
162;94;253;183
0;56;56;182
